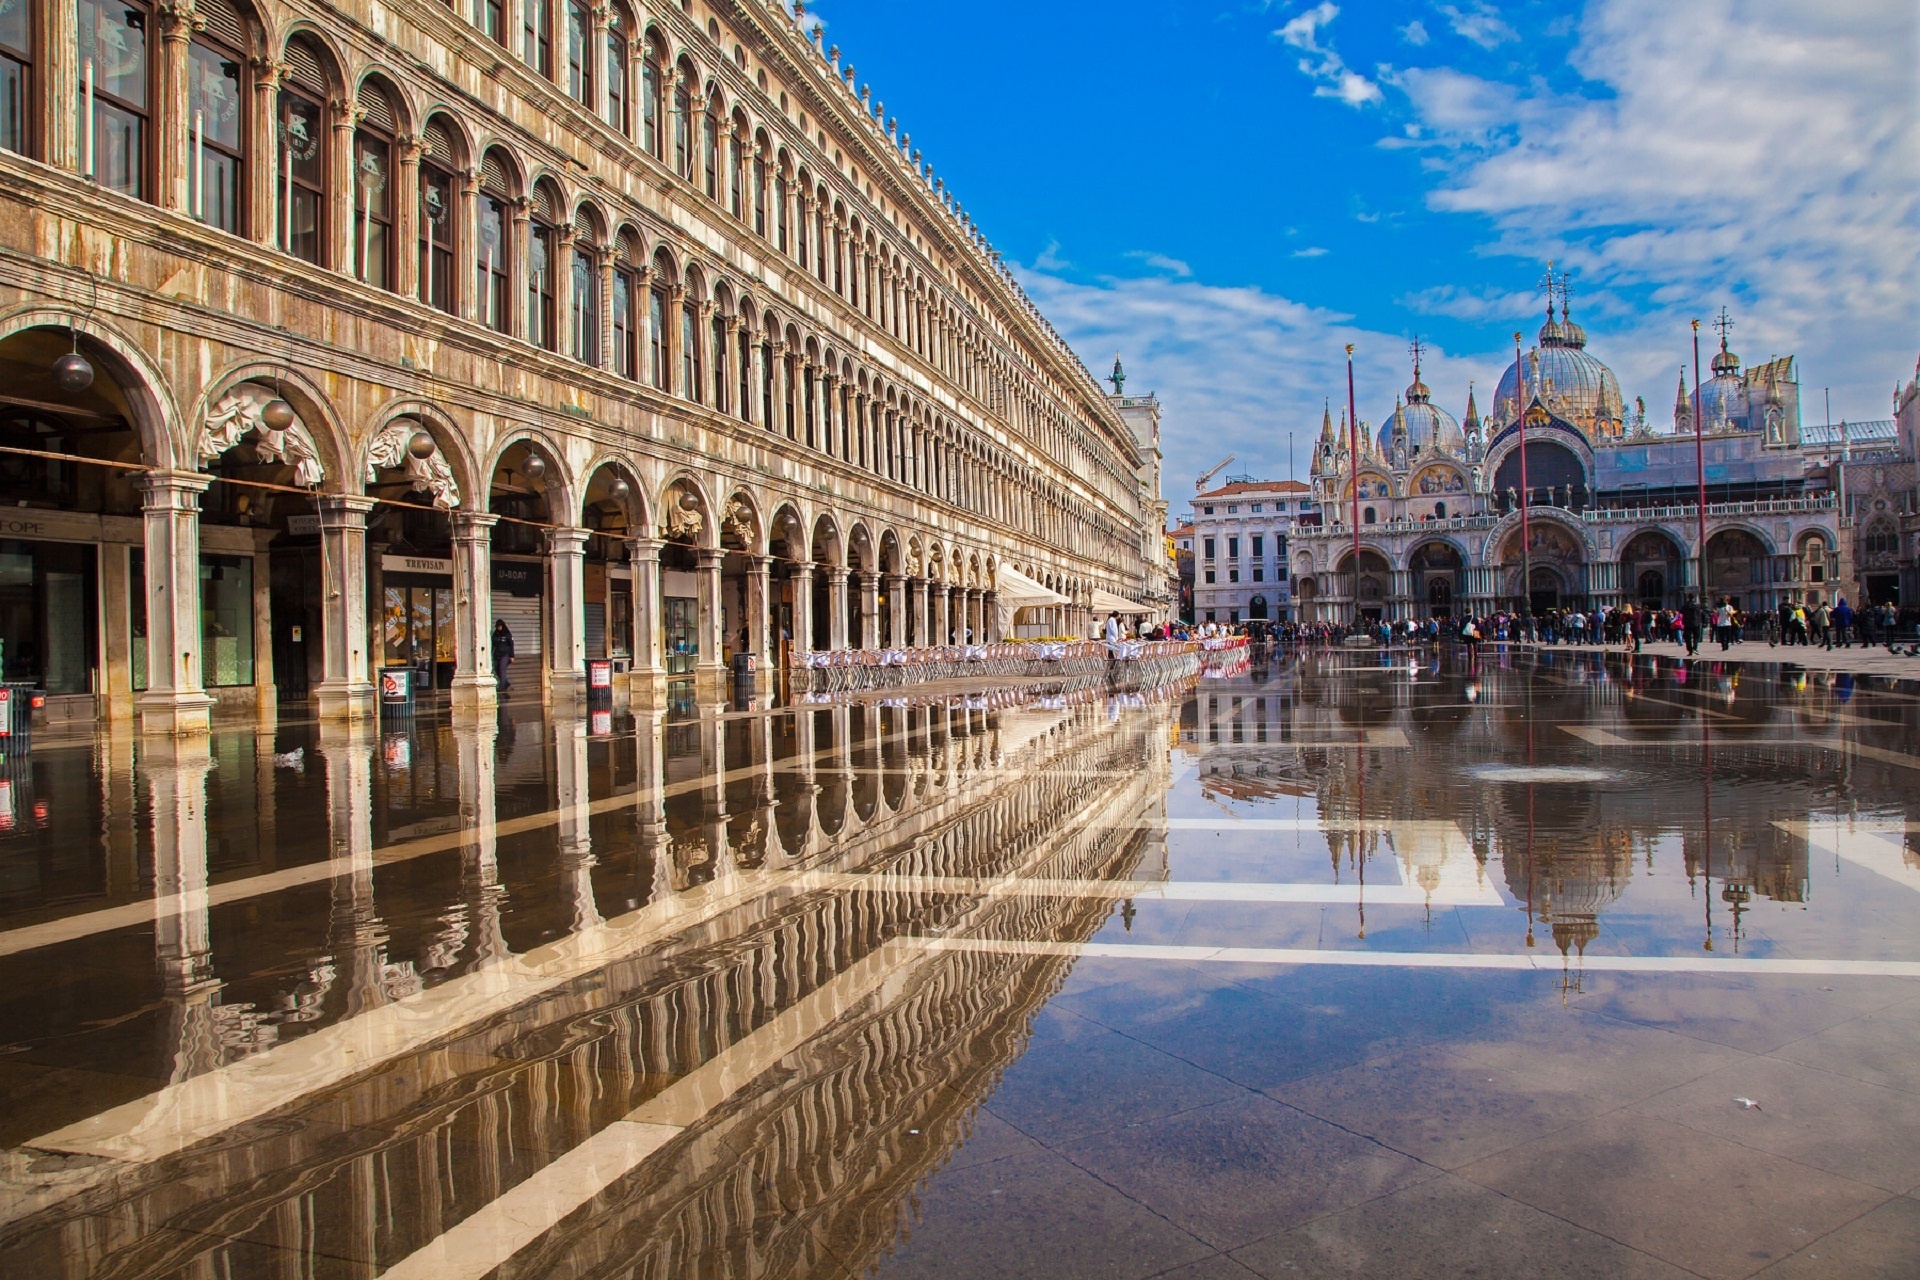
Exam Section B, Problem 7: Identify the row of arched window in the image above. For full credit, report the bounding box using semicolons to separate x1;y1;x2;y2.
0;0;1134;557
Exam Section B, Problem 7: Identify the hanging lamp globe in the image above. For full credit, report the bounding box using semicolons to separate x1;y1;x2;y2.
521;453;547;479
260;397;297;432
407;429;438;460
51;351;95;393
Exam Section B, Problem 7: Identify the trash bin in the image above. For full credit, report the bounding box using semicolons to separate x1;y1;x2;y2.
378;666;414;717
586;658;614;701
0;683;39;744
732;652;758;676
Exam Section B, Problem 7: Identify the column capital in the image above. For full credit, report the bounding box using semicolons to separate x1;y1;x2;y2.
625;535;663;561
139;470;214;506
696;547;724;569
452;512;500;539
549;525;592;553
827;564;848;583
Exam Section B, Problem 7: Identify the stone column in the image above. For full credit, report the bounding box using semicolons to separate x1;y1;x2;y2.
983;591;999;642
969;589;985;643
155;3;197;214
744;554;771;664
315;495;376;720
450;512;499;711
913;578;931;648
555;231;578;360
329;100;363;273
597;250;617;371
394;133;423;297
827;566;849;650
548;525;589;700
934;585;950;645
769;340;789;439
695;547;725;688
627;536;665;705
137;472;216;735
859;573;880;649
790;563;815;655
589;2;612;121
885;574;905;647
509;197;532;340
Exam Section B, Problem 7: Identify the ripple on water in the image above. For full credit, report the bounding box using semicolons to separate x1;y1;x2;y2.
1468;764;1621;784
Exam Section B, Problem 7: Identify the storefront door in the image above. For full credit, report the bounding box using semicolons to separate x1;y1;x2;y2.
0;539;98;694
383;578;455;690
664;596;698;675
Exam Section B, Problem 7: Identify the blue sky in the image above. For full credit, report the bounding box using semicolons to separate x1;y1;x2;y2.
794;0;1918;503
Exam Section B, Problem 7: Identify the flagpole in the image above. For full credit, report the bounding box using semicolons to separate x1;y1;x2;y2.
1515;331;1531;620
1346;343;1361;625
1693;319;1707;603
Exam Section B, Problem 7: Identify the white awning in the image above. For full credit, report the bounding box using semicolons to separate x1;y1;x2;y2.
994;563;1069;635
1090;587;1151;616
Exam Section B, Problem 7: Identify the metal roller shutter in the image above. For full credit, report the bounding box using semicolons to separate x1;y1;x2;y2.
491;593;543;672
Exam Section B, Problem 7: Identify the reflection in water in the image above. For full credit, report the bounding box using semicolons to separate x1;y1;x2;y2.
0;648;1917;1277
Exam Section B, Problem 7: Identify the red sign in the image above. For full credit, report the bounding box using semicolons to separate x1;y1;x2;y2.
588;661;613;689
0;688;11;737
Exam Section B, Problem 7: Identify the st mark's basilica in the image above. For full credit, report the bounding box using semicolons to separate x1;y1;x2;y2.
1294;278;1917;623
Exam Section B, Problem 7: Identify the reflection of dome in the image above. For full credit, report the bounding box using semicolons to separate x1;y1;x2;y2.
1378;370;1465;456
1501;838;1632;956
1491;308;1625;435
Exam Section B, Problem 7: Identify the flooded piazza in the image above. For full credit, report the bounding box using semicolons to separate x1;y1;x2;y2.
1;649;1918;1280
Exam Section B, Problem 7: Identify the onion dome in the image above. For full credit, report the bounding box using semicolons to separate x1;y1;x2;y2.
1377;361;1465;456
1491;303;1625;436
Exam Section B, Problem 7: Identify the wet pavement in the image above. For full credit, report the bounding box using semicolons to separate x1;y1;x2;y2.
1;647;1918;1279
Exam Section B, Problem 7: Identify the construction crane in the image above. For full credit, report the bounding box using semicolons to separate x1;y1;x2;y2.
1195;455;1234;491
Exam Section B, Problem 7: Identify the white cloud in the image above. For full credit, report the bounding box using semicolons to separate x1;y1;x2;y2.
1034;239;1070;271
1436;2;1517;49
1397;0;1918;426
1126;250;1195;277
1292;246;1330;258
1013;265;1505;495
782;0;825;37
1399;284;1536;322
1400;18;1430;46
1275;2;1383;108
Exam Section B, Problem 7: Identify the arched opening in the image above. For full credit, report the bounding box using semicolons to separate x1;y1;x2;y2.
581;462;644;665
1335;549;1392;621
486;439;565;695
1500;520;1587;614
1492;439;1588;512
1704;528;1770;611
1409;541;1463;619
1620;530;1683;610
366;415;464;693
1248;594;1268;621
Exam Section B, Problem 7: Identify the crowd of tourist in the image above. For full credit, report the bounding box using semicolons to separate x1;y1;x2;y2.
1138;598;1919;661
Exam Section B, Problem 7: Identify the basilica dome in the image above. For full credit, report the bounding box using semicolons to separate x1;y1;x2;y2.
1491;308;1625;436
1377;371;1465;457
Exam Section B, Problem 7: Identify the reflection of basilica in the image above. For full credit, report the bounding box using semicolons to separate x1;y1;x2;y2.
1291;282;1916;620
1180;651;1919;956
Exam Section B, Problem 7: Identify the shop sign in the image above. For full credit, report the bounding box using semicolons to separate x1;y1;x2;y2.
286;515;320;535
382;555;453;576
492;560;543;598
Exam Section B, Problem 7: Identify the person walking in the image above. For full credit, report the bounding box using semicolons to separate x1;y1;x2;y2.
1714;598;1736;652
1681;595;1704;656
491;619;516;693
1832;597;1854;648
1812;600;1831;649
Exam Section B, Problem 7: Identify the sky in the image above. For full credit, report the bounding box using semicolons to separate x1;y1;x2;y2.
790;0;1919;509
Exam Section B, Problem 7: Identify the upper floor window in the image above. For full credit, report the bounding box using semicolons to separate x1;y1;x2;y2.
1363;507;1377;525
611;254;639;380
78;0;150;196
187;1;246;234
353;88;399;290
1203;537;1216;560
1202;505;1214;515
1227;536;1239;558
0;0;32;156
1251;534;1263;557
774;171;789;252
476;153;512;330
701;95;719;199
648;276;670;390
680;288;702;403
604;7;628;133
571;240;598;365
751;148;767;235
528;193;559;351
640;41;663;157
480;0;506;46
671;71;691;178
1250;503;1262;513
565;0;591;105
278;40;329;266
1227;504;1238;513
523;0;553;79
417;122;458;314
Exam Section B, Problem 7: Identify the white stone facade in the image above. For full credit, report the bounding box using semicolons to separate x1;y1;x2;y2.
1189;480;1311;624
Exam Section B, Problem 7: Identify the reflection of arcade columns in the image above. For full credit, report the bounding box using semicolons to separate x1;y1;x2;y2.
548;526;591;702
146;737;221;1082
859;573;880;648
555;717;602;932
789;707;818;862
886;574;905;647
315;495;379;720
698;708;731;877
695;548;726;693
319;720;388;1016
450;513;501;711
137;472;217;735
627;536;667;707
454;718;510;966
632;711;672;905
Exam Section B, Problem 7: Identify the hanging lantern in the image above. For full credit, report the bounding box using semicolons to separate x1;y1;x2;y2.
608;477;631;500
260;397;297;432
51;351;94;393
521;453;547;480
679;491;700;511
407;430;438;460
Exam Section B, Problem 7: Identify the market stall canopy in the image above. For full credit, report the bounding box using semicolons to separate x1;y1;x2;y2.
1091;587;1150;616
994;563;1070;635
